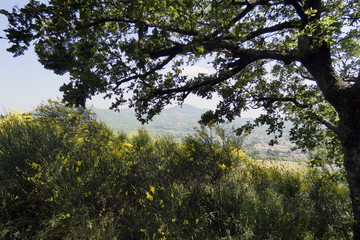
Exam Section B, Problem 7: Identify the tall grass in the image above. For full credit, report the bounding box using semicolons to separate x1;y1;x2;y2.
0;101;353;239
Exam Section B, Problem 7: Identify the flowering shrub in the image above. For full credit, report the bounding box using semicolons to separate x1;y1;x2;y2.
0;101;352;239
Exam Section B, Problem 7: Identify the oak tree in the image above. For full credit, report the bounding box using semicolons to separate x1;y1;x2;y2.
2;0;360;237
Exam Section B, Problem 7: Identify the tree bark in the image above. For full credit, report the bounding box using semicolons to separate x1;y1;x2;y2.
339;105;360;239
343;142;360;240
300;40;360;239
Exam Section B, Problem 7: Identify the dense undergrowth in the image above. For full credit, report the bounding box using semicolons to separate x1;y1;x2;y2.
0;101;353;239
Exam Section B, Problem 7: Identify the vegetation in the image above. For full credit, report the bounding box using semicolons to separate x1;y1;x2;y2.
0;102;353;239
2;1;360;236
93;105;308;161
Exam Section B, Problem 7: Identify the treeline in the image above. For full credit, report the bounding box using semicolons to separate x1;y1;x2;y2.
0;101;353;239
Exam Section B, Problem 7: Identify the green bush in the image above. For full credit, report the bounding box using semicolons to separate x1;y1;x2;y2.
0;101;353;239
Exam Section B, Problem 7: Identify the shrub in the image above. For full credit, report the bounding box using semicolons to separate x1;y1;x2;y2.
0;102;353;239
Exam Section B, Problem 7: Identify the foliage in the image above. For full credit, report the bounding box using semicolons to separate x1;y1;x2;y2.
3;0;360;237
0;102;352;239
1;0;358;164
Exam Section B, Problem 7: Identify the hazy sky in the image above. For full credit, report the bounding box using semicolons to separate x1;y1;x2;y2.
0;1;260;117
0;1;67;113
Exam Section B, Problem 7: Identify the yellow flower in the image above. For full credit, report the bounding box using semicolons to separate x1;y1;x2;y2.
123;142;133;148
119;208;125;214
145;192;154;201
34;172;42;179
150;185;156;193
84;191;92;197
88;222;93;229
126;161;137;166
158;228;165;235
171;218;176;222
76;177;82;183
218;163;227;170
183;219;189;225
62;157;69;165
62;213;71;219
31;162;40;169
22;113;32;120
45;197;54;202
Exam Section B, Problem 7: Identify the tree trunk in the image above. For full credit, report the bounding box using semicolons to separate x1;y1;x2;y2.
342;131;360;239
339;107;360;239
299;32;360;239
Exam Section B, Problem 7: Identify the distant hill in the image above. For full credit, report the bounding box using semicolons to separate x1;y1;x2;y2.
93;104;219;137
92;104;309;161
92;104;252;136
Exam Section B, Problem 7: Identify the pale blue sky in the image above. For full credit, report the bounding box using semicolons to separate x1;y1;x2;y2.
0;0;70;113
0;1;260;117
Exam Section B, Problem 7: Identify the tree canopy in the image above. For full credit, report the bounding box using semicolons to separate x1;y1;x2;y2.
2;0;360;237
3;0;359;160
0;1;357;120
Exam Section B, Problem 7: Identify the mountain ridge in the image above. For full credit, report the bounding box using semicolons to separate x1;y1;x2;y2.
92;104;308;161
92;104;254;134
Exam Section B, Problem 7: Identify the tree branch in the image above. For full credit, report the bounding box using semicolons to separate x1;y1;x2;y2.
206;40;297;63
254;97;311;108
74;17;199;36
113;54;177;89
149;42;184;59
244;21;298;41
211;4;256;38
313;113;340;134
152;55;260;95
254;96;340;133
284;0;306;20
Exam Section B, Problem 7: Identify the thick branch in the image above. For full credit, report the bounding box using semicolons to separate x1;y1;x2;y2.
211;4;255;38
149;43;184;58
284;0;306;20
207;40;297;63
254;97;311;108
149;37;297;64
152;55;261;95
313;114;340;134
113;54;177;89
244;21;298;41
254;96;340;133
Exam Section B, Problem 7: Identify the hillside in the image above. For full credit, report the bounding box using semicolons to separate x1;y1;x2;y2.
92;104;309;161
93;104;208;135
93;104;255;138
